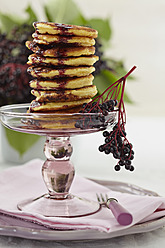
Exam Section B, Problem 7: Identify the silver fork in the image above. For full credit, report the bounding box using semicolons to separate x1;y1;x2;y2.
96;193;133;226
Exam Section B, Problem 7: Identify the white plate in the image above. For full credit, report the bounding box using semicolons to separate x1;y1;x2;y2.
0;180;164;241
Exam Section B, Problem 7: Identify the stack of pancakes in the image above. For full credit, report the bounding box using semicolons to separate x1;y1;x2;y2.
26;22;98;114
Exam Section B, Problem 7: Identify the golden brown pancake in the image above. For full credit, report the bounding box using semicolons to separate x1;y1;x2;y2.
29;119;77;129
29;74;94;90
27;65;95;78
33;22;98;38
32;32;95;46
26;41;96;57
26;106;83;129
31;85;97;102
27;105;83;114
29;98;91;111
25;115;78;129
27;54;99;66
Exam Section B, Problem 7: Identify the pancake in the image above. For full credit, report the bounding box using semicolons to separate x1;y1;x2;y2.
25;114;77;129
29;98;91;111
33;22;98;38
26;106;85;129
26;106;81;129
32;32;95;46
31;85;97;102
28;119;76;129
26;41;95;57
27;54;99;66
27;65;95;78
29;74;94;90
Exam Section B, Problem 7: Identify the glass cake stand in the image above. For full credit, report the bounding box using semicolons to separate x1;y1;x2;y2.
0;103;116;218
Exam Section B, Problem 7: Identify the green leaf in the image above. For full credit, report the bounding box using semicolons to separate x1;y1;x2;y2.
44;4;52;22
102;69;118;83
106;58;134;80
102;69;132;103
94;69;132;103
25;5;37;25
0;5;37;34
69;13;87;26
94;72;110;96
0;12;23;33
87;18;112;41
94;70;117;100
5;128;41;157
44;0;85;24
123;92;132;103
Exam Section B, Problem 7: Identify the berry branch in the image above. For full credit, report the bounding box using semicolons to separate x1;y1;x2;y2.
99;66;136;171
76;66;136;171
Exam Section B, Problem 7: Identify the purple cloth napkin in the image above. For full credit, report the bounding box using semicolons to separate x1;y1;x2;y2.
0;159;165;233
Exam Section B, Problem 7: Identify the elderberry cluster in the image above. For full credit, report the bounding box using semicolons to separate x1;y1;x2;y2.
98;124;135;171
81;99;118;114
0;24;34;106
93;39;110;76
75;100;117;130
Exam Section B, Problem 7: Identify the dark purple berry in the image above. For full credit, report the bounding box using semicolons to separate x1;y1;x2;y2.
113;152;120;159
130;165;135;171
103;131;109;137
104;148;111;154
125;164;131;170
131;150;135;155
123;147;130;154
98;145;105;152
105;137;111;143
130;155;134;160
121;130;127;137
125;160;131;166
119;160;125;166
114;165;121;171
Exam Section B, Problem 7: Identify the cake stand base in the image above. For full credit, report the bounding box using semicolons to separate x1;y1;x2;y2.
17;194;100;218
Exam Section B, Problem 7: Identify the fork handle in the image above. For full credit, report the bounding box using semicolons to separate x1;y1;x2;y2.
106;198;133;226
